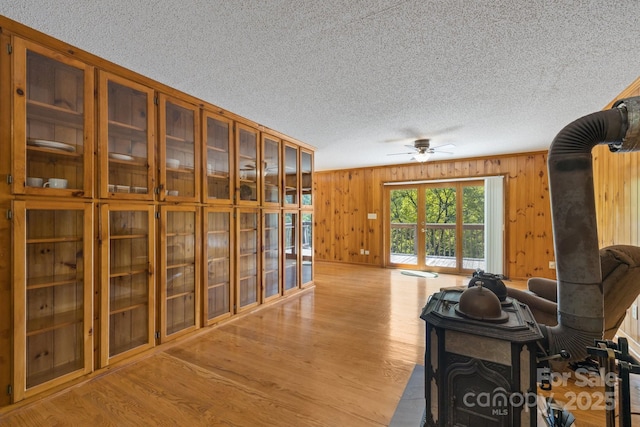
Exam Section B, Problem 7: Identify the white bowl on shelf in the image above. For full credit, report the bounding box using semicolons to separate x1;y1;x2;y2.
166;158;180;169
167;190;179;196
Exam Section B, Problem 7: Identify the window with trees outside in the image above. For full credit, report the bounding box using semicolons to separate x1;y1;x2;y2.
386;179;499;274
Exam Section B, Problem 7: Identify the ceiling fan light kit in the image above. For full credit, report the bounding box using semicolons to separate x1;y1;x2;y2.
387;138;454;163
413;151;432;162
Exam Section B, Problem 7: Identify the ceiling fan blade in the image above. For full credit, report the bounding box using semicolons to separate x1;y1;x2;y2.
433;150;453;155
404;144;417;150
432;143;455;150
387;152;415;156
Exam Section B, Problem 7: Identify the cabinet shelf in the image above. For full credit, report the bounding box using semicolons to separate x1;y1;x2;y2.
26;360;83;389
109;300;147;315
207;230;228;235
207;281;228;289
166;166;194;174
27;99;83;127
166;290;194;301
27;145;82;159
165;134;193;144
208;172;229;179
207;256;229;263
108;119;146;133
207;145;228;153
109;265;148;278
166;261;195;270
27;274;79;290
109;156;147;168
26;307;82;336
109;233;147;240
108;338;148;357
27;236;82;244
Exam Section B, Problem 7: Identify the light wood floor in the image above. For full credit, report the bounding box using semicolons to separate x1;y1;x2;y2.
0;262;635;426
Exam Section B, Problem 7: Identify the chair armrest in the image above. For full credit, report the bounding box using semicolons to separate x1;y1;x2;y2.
527;277;558;302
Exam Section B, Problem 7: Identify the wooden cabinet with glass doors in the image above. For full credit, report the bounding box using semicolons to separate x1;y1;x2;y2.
203;207;233;324
262;134;281;206
283;211;300;292
236;124;259;204
237;208;260;310
203;111;233;204
263;210;281;302
12;201;93;402
301;211;313;287
159;95;200;202
283;143;299;207
301;149;313;207
98;72;155;200
159;206;200;341
99;204;155;367
11;37;94;198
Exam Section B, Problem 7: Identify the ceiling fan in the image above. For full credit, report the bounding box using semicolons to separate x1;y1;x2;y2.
388;139;454;162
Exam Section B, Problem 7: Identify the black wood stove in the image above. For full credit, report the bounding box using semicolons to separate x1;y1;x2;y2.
420;286;543;427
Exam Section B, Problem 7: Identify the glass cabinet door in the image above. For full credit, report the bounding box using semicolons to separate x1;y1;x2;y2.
204;208;233;324
301;150;313;207
284;144;299;207
99;204;155;367
159;206;200;341
12;201;93;402
203;112;233;204
159;95;200;202
12;37;94;197
262;134;281;206
263;210;281;301
237;209;259;311
301;212;313;287
283;211;299;292
98;72;155;199
236;124;259;204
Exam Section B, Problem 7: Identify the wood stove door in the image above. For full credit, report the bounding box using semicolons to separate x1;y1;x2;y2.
448;358;512;427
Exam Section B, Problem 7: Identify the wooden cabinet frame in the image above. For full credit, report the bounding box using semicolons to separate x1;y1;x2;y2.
11;37;95;198
158;94;201;203
99;203;156;367
202;110;234;205
97;71;156;201
235;123;260;206
283;142;299;208
202;206;234;324
158;205;201;342
262;209;282;302
12;200;94;402
236;207;261;312
261;133;282;207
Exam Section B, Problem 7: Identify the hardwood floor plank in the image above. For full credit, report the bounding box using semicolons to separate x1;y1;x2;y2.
5;262;622;426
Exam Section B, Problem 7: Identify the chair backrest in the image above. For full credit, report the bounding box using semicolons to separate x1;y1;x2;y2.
602;245;640;339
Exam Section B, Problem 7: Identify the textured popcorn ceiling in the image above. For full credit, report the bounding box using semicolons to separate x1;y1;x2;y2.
1;1;639;170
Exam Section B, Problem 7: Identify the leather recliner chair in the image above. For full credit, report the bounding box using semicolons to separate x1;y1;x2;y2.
506;245;640;340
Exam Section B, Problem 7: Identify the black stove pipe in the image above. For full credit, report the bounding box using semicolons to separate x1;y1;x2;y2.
545;97;640;361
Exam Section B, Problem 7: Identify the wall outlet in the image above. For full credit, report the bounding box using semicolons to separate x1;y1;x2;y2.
360;249;365;255
365;250;369;255
549;261;556;269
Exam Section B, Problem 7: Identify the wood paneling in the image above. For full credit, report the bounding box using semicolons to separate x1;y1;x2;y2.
594;77;640;351
315;152;555;279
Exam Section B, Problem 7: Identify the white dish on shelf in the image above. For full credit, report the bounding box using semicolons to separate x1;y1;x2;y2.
116;185;130;193
166;158;180;168
167;190;179;196
27;138;75;152
132;186;148;194
109;152;135;161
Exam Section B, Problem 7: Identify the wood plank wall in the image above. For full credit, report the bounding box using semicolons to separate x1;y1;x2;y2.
593;77;640;350
314;152;556;280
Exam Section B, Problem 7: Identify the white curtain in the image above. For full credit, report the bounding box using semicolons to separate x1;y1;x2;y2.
484;176;504;274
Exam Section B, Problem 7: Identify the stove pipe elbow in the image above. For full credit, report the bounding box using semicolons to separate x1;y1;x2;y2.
544;97;640;361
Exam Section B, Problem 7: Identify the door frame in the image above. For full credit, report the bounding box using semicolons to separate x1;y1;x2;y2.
384;179;487;274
